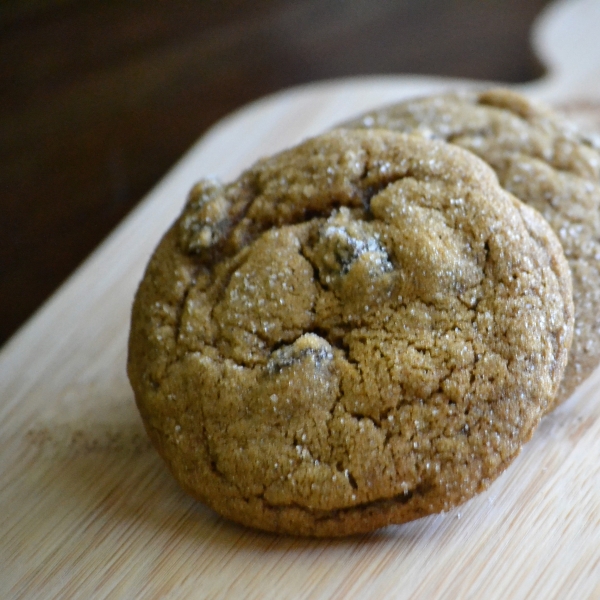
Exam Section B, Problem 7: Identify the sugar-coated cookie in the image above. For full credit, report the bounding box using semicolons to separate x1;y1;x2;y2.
128;129;573;536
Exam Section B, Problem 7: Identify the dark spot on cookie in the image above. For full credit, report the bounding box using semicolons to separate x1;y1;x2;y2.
266;334;334;375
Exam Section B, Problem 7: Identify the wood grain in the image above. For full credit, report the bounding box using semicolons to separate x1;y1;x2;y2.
0;0;551;345
1;0;600;598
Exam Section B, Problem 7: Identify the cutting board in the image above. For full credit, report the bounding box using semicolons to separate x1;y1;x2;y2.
2;0;600;598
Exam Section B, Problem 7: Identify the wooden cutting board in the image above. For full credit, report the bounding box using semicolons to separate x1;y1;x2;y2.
2;0;600;598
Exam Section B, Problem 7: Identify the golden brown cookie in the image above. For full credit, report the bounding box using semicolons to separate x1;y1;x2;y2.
128;129;573;536
344;88;600;404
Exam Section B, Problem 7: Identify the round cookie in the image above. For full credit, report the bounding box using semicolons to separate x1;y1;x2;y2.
128;129;573;536
344;88;600;404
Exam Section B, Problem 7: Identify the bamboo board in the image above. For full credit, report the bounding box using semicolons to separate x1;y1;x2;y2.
1;0;600;598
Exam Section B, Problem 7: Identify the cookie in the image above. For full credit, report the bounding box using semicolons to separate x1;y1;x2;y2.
344;88;600;404
128;129;573;536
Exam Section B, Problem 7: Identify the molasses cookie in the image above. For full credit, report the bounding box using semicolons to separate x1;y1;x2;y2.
128;129;573;536
345;89;600;403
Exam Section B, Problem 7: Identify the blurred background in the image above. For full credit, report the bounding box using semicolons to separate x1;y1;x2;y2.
1;0;552;346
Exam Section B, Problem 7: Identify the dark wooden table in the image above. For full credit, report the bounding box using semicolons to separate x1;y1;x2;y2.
0;0;550;345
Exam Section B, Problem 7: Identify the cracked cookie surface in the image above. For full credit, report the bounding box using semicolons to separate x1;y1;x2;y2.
344;88;600;404
128;129;573;536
